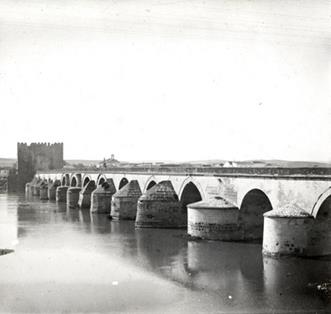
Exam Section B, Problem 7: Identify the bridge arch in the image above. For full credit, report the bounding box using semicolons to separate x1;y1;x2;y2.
61;174;70;186
180;181;203;214
119;177;129;190
97;174;107;186
239;188;273;240
178;177;205;201
71;176;77;187
311;187;331;218
310;189;331;255
82;175;92;187
70;174;82;187
144;176;157;192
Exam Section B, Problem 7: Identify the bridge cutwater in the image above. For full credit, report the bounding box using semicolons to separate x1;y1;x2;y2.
25;166;331;258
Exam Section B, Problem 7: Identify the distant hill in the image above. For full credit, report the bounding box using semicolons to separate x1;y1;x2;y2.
238;160;331;168
1;158;330;168
166;159;331;168
0;158;16;168
65;159;101;166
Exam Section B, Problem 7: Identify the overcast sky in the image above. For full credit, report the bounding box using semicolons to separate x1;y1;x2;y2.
0;0;330;162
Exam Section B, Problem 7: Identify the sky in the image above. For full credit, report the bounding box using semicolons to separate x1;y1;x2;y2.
0;0;330;162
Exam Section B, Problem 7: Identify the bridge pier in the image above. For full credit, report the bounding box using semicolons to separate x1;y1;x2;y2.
39;181;49;200
78;180;96;209
262;204;314;257
90;180;116;214
48;180;61;200
111;180;142;220
187;197;241;240
32;178;42;196
25;182;32;196
56;186;69;202
135;181;185;228
26;177;39;196
67;187;82;208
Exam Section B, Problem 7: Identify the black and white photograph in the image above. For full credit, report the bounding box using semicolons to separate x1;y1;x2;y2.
0;0;330;313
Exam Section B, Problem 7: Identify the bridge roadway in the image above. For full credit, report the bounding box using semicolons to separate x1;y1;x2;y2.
34;166;331;257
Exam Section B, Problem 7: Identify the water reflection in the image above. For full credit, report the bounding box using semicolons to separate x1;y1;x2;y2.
136;228;187;280
186;241;263;289
0;194;330;313
0;194;18;248
90;214;112;234
263;256;331;309
184;241;269;310
80;208;92;224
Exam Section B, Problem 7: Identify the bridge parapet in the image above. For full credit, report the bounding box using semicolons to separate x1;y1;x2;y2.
37;167;331;180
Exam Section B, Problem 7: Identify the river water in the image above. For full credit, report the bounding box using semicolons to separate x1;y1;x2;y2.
0;193;330;313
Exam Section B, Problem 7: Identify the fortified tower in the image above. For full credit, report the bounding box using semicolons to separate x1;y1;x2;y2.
17;142;64;191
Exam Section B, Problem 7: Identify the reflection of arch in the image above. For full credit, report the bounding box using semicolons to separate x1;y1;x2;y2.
180;182;202;212
119;177;129;190
312;187;331;217
239;189;272;240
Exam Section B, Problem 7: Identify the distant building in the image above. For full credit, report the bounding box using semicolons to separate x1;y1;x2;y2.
224;161;238;167
17;142;64;191
0;169;9;192
100;154;121;168
0;169;10;177
0;167;17;192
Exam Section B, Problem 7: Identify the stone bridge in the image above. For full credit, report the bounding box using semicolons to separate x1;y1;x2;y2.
32;167;331;257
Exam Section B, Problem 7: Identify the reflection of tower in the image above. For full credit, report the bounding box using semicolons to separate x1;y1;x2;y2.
90;214;111;234
17;142;64;191
187;241;246;291
186;241;268;310
0;195;18;248
262;256;328;311
136;228;187;277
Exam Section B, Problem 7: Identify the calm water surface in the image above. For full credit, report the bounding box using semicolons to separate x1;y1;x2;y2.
0;193;330;313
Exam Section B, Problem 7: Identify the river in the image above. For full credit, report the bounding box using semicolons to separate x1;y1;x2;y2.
0;193;330;313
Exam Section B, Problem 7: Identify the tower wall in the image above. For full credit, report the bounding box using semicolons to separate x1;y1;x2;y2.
17;142;64;191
